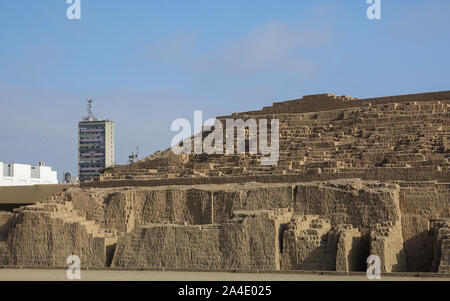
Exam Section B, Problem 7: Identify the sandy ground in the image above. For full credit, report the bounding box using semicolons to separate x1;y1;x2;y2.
0;269;448;281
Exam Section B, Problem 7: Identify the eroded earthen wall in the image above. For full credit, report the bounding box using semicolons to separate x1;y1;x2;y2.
5;211;107;267
399;183;450;271
370;221;407;272
1;180;449;273
431;220;450;273
281;216;338;271
335;226;367;272
294;180;401;230
112;209;293;270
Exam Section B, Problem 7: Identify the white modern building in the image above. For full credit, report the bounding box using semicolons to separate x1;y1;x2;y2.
0;162;58;186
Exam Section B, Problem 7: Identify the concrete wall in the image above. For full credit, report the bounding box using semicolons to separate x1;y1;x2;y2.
104;121;115;168
30;165;57;184
0;184;69;206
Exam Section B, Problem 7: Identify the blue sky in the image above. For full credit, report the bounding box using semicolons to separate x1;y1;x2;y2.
1;0;449;180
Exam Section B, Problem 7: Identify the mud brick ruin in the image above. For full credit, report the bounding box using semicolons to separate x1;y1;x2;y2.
1;90;449;273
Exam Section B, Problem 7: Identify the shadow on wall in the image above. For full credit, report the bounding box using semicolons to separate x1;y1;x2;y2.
0;214;15;240
0;204;32;212
348;235;370;272
403;230;435;272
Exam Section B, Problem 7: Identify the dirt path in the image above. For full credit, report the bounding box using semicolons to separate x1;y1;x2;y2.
0;269;448;281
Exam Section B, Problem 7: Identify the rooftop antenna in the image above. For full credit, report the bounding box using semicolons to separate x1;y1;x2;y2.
128;146;139;164
86;98;94;119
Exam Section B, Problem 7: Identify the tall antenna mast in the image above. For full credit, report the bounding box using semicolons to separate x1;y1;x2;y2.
129;146;139;164
86;98;94;119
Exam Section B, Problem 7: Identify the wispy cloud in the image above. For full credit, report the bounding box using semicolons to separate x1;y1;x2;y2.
0;3;338;178
141;12;334;79
139;30;197;66
205;20;331;76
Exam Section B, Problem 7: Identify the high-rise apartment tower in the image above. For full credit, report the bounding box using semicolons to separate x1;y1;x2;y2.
78;99;115;183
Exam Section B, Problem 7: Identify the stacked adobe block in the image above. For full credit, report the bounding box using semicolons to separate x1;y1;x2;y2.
0;91;449;273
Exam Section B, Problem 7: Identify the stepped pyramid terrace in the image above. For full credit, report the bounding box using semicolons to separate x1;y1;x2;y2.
1;90;450;274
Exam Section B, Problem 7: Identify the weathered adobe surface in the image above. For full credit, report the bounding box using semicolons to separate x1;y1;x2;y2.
97;93;449;184
431;220;450;273
0;179;449;272
1;91;449;273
